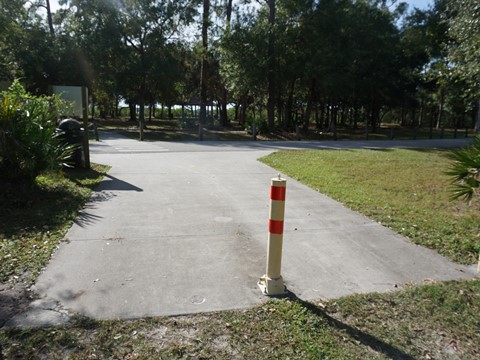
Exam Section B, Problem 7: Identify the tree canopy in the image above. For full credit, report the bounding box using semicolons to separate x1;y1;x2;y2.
1;0;478;133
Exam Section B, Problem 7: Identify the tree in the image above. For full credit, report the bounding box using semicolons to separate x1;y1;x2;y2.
267;0;276;131
220;10;269;125
0;0;61;93
446;0;480;132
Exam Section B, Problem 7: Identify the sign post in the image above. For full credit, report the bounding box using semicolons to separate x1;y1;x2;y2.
81;86;90;169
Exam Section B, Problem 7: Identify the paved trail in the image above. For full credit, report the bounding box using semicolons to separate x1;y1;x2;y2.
18;135;477;324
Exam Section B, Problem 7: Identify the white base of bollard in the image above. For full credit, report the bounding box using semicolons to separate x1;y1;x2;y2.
258;275;286;296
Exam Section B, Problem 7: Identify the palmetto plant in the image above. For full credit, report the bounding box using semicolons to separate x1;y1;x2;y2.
446;135;480;203
0;81;73;187
446;135;480;272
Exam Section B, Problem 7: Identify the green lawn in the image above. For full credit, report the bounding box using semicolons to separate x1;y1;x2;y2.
260;148;480;264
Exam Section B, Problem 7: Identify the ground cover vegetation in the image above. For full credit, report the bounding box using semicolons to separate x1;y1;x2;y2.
1;0;479;139
1;280;479;358
0;164;109;285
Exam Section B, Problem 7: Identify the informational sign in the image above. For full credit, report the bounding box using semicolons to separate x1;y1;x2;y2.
52;85;87;117
52;85;90;169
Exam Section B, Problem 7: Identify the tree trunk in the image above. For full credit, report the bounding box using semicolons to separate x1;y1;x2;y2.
240;103;247;126
129;103;136;122
285;79;295;129
199;0;210;140
45;0;55;36
340;103;347;126
234;103;239;124
139;86;145;141
226;0;233;33
436;88;444;129
91;93;95;119
115;95;120;117
325;102;330;129
218;0;233;128
319;103;325;129
267;0;276;131
220;88;228;126
303;79;316;133
370;99;380;132
277;95;284;129
353;103;359;130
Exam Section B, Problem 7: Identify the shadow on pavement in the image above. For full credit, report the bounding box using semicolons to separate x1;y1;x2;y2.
73;206;103;228
96;175;143;192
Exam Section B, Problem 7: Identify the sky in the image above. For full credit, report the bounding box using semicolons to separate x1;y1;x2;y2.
49;0;434;13
404;0;433;10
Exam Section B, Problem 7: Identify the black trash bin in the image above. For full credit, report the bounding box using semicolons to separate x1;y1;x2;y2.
57;118;84;167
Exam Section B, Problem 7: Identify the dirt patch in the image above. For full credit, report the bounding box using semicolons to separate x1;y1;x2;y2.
0;279;36;328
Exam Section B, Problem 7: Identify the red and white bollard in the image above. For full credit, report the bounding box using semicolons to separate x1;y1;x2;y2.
258;175;287;295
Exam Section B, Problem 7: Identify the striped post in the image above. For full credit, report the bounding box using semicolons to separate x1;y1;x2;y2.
258;175;287;295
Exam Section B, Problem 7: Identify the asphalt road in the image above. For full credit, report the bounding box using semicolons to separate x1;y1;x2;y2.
21;133;477;324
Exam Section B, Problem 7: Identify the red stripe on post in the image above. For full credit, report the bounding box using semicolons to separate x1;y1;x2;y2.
270;186;286;201
269;219;284;234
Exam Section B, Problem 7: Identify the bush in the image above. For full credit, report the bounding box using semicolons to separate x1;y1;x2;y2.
446;135;480;203
0;81;72;188
245;116;269;135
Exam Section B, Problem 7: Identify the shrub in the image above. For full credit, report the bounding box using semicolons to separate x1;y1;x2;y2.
446;135;480;203
0;81;72;188
245;116;269;135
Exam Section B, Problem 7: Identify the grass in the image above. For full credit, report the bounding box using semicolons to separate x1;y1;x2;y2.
0;164;110;284
1;280;479;358
96;118;253;141
260;148;480;264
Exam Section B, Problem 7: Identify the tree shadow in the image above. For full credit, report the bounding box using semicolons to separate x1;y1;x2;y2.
96;175;143;192
284;291;415;360
73;205;103;228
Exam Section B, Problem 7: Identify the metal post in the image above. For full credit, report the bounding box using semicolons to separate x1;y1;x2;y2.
258;175;287;295
81;86;90;169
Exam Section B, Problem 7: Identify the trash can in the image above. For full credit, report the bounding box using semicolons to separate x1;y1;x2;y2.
57;118;84;167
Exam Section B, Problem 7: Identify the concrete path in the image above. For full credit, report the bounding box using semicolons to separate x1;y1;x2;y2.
28;134;476;322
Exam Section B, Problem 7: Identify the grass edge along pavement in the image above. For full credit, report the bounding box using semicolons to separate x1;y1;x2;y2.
0;164;110;286
260;148;480;265
0;280;479;358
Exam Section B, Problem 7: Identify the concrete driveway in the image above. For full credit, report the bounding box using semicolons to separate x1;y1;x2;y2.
28;134;476;321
